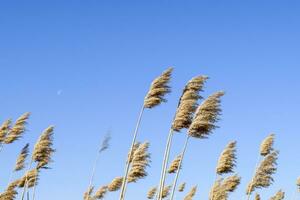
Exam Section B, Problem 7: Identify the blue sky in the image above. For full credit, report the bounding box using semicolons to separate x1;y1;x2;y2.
0;1;300;199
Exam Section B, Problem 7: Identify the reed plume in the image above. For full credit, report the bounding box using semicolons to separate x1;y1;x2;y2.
168;154;182;174
4;112;30;144
83;186;94;200
85;132;111;200
0;180;19;200
144;67;173;108
169;91;224;200
246;151;279;195
157;75;207;200
0;119;11;143
128;142;151;183
297;177;300;192
255;193;261;200
108;177;123;191
14;143;29;171
183;186;197;200
18;168;39;188
162;185;171;199
93;186;108;199
260;134;275;156
216;141;237;175
147;187;157;199
178;182;186;192
128;142;141;163
209;175;241;200
270;190;285;200
120;68;173;200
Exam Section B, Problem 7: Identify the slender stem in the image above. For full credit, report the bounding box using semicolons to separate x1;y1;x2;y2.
169;135;190;200
119;106;145;200
20;159;33;200
31;170;39;200
157;129;174;200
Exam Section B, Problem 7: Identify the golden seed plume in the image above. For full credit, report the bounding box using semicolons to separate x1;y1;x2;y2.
188;91;224;138
128;142;151;183
4;112;30;144
18;168;39;188
269;189;285;200
172;76;208;132
0;180;19;200
93;185;108;199
183;186;197;200
32;126;55;169
0;119;11;143
107;177;123;192
128;142;141;163
210;175;241;200
260;134;275;156
99;133;111;153
14;143;30;171
178;182;186;192
167;154;182;174
297;177;300;192
144;68;173;108
83;186;94;200
162;185;172;199
216;141;237;175
247;151;279;195
147;187;157;199
255;193;261;200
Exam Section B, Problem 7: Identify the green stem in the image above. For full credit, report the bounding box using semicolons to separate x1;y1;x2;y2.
119;106;145;200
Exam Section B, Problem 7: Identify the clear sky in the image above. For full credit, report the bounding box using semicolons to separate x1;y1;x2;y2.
0;1;300;199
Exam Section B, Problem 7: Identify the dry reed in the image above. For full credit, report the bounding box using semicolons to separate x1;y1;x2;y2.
167;154;182;174
270;190;285;200
247;151;279;195
108;177;123;191
4;112;30;144
162;185;171;199
0;119;11;143
94;186;108;199
83;186;94;200
14;143;29;171
0;180;19;200
209;175;241;200
147;187;157;199
216;141;237;175
178;182;186;192
18;168;39;188
183;186;197;200
255;193;261;200
260;134;275;156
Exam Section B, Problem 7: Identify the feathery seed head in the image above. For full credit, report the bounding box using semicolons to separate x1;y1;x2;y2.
178;182;186;192
144;68;173;108
128;142;140;163
94;186;107;199
83;186;94;200
172;76;208;131
188;91;224;139
255;193;261;200
168;154;182;174
99;132;111;153
18;168;39;188
210;175;240;200
14;143;30;171
162;185;172;199
0;119;11;143
297;177;300;192
183;186;197;200
4;112;30;144
270;190;285;200
0;180;19;200
107;177;123;191
147;187;157;199
216;141;237;175
260;134;275;156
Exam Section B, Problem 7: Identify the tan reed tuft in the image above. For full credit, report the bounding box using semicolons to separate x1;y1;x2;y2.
172;76;208;131
162;185;172;199
210;175;241;200
188;91;225;138
128;142;141;163
255;193;261;200
147;187;157;199
83;186;94;200
14;143;30;172
216;141;237;175
144;68;173;108
297;177;300;192
260;134;275;156
270;189;285;200
183;186;197;200
0;180;20;200
246;151;279;195
0;119;11;143
128;142;151;183
18;168;39;188
4;112;30;144
168;154;182;174
93;186;108;199
178;182;186;192
32;126;55;169
108;177;123;192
